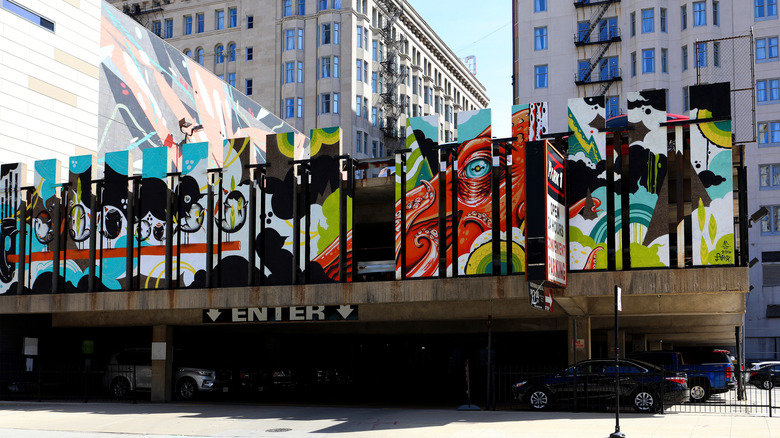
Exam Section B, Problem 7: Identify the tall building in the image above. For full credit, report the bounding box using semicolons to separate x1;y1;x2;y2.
514;0;779;362
109;0;488;158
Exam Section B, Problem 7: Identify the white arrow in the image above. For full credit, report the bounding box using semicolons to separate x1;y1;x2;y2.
206;309;222;321
337;305;354;319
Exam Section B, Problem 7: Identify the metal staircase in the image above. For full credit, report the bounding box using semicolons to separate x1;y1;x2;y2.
376;0;407;155
573;0;621;95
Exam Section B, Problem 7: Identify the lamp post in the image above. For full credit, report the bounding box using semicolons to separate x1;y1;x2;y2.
609;285;625;438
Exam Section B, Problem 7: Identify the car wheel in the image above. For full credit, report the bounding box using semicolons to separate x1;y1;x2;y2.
762;379;774;390
528;388;551;410
111;377;130;399
632;390;658;413
689;382;710;403
176;378;197;401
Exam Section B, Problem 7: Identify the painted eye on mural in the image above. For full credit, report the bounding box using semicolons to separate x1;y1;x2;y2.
184;195;191;203
464;158;491;179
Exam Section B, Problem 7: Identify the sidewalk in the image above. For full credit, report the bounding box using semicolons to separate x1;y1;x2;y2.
0;401;777;438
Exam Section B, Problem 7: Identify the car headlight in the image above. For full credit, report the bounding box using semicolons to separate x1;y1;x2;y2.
196;370;213;376
512;381;527;389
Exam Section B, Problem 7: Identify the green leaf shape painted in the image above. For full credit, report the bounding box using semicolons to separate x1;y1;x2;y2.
697;198;706;231
700;237;709;265
317;189;345;253
705;234;735;265
231;176;236;192
708;214;718;243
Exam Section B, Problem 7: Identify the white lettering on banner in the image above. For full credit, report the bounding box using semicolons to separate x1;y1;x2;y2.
290;307;305;321
547;166;563;188
249;307;268;321
275;307;283;321
204;305;358;323
307;306;325;320
232;308;247;322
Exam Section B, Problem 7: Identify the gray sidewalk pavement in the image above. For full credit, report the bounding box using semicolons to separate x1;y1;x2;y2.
0;401;778;438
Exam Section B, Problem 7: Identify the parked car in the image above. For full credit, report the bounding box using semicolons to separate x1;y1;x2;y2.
628;349;736;403
106;348;221;400
511;358;688;413
746;363;780;390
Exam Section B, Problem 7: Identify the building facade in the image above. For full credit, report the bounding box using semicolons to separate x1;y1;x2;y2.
515;0;779;361
108;0;488;159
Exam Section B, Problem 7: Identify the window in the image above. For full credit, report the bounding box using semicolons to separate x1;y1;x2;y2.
696;42;707;67
334;23;340;44
578;61;591;82
760;164;780;189
661;48;668;73
577;22;590;43
363;97;368;119
760;205;780;234
246;47;253;61
216;10;225;30
196;13;204;33
372;140;378;157
321;57;331;78
693;2;706;26
372;72;377;92
713;1;719;26
642;9;654;33
297;98;303;118
758;121;780;144
534;0;546;12
755;0;778;19
364;61;369;83
757;79;780;102
372;107;378;126
599;57;618;80
643;48;655;73
184;15;192;35
285;29;295;50
283;0;292;17
681;5;687;30
682;86;690;111
247;15;254;29
599;17;618;41
660;8;667;32
356;60;362;82
631;51;637;76
424;86;430;104
713;42;720;67
333;92;339;113
682;45;688;71
357;26;363;48
534;27;547;50
164;18;173;38
285;62;295;83
228;73;236;87
606;96;620;118
228;43;236;62
630;12;636;37
321;23;331;45
227;7;237;28
297;61;304;82
356;130;363;153
333;56;340;77
319;0;327;11
320;93;331;114
297;0;305;15
298;28;304;49
216;45;224;64
184;49;191;58
152;20;161;36
534;65;548;88
372;40;378;60
756;37;780;61
1;0;54;31
285;98;294;118
356;96;363;117
196;48;204;65
246;79;253;95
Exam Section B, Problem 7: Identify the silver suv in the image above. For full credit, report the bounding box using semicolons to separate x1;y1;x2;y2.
106;348;218;400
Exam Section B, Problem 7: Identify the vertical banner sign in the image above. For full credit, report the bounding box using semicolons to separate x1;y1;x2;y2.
566;97;608;271
264;132;300;285
64;155;96;291
101;151;131;290
217;138;252;287
308;127;346;283
28;159;60;293
545;142;567;287
394;148;403;280
177;142;209;287
395;116;439;278
689;82;734;266
139;147;172;289
627;90;669;268
0;163;26;294
455;109;493;275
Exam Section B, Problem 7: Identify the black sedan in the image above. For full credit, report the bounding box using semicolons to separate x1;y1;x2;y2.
512;359;689;413
747;364;779;390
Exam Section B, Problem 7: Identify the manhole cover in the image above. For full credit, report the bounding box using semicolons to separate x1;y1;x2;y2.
265;428;292;433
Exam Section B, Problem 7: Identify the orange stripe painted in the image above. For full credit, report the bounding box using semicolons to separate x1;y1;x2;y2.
8;241;240;263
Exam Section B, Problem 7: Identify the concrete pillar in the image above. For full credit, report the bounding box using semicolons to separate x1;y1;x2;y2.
606;329;626;358
151;325;173;402
631;334;647;353
567;316;591;364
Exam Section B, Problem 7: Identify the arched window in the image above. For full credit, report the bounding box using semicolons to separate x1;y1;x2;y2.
183;49;192;58
228;43;236;62
216;44;224;64
196;48;205;65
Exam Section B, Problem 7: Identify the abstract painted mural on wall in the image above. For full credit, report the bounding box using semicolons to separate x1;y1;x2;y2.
395;115;440;279
176;142;210;287
28;160;61;294
307;127;352;283
215;138;253;286
0;164;25;295
456;109;494;275
62;155;95;291
98;3;300;168
138;147;171;289
688;82;734;266
99;151;131;290
566;97;608;271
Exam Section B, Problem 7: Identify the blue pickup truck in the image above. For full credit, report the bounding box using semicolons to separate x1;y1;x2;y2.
628;349;736;402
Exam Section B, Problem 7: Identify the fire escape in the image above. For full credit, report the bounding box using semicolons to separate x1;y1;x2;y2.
377;0;407;155
122;1;166;28
573;0;621;96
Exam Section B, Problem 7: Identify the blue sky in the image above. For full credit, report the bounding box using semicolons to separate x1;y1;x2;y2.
407;1;513;137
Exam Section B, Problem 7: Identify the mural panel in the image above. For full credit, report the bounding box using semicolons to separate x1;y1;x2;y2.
28;159;61;293
138;147;172;289
0;164;26;295
689;83;734;266
177;142;210;287
63;155;95;291
626;90;669;268
100;151;131;290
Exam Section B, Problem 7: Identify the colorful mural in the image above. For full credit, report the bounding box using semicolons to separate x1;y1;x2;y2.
626;90;669;268
566;97;608;271
100;151;131;290
0;163;25;295
28;160;61;294
176;142;210;287
689;83;734;266
138;147;171;289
